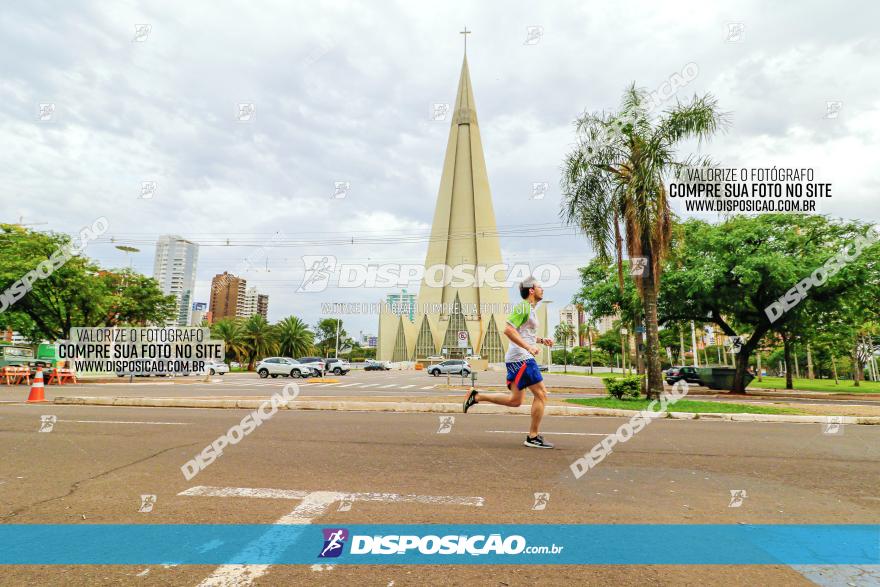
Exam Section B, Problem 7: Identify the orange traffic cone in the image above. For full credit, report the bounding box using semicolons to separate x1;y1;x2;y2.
27;367;47;403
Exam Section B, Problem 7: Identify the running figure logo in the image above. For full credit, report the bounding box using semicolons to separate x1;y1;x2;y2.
630;257;648;276
436;416;455;434
298;255;337;293
532;492;550;510
728;489;748;508
39;415;57;433
318;528;349;558
138;494;157;513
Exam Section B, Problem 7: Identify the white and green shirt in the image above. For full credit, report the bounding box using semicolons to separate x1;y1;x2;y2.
505;300;539;363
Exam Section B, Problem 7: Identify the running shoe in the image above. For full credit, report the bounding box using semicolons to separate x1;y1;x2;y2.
523;435;554;449
463;389;479;413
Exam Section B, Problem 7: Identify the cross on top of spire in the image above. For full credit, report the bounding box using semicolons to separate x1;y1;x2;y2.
460;26;471;54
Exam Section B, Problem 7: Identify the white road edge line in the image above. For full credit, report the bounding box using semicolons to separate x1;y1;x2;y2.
57;419;187;425
485;430;606;436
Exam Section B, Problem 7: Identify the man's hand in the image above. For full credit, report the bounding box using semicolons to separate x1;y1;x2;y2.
529;346;541;356
541;337;554;346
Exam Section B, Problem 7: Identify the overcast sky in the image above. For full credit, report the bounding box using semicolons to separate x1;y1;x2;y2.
2;0;878;337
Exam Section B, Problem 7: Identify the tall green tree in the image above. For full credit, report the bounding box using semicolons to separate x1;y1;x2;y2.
315;318;346;357
561;85;728;398
241;314;277;370
554;322;575;373
102;269;177;326
210;318;247;366
275;316;314;358
660;215;878;392
0;225;175;339
578;320;595;373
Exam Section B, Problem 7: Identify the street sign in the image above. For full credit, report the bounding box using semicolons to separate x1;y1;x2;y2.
457;330;468;348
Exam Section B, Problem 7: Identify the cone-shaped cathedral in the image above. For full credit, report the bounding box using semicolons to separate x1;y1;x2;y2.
378;49;543;364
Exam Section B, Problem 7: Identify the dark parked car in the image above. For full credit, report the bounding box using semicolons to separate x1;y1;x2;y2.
297;356;326;377
665;366;702;386
364;359;392;371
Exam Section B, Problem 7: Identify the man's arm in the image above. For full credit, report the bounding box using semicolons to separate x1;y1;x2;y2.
504;324;540;356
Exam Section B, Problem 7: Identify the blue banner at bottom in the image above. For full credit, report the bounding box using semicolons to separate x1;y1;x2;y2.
0;525;877;565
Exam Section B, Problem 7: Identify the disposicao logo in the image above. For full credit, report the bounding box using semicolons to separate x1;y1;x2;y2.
318;528;349;558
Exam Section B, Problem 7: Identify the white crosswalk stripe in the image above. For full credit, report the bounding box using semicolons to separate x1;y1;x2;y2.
400;385;415;389
421;386;435;390
379;384;397;388
339;383;361;388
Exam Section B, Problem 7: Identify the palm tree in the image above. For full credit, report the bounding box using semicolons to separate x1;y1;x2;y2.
276;316;314;358
579;321;595;374
241;314;277;371
554;322;575;373
561;84;727;398
211;318;247;366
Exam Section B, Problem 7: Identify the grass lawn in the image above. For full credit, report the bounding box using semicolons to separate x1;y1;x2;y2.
748;376;880;394
565;397;803;415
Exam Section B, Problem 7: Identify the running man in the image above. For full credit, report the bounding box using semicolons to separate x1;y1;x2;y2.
462;277;554;448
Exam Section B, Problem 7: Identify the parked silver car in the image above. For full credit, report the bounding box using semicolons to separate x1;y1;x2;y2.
256;357;312;379
427;359;471;377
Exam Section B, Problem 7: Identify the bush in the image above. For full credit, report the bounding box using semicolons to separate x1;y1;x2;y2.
603;375;643;400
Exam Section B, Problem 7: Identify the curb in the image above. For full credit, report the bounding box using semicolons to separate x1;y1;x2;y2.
50;396;880;424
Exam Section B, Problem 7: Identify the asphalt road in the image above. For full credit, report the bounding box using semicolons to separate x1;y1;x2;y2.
10;371;880;408
0;401;877;586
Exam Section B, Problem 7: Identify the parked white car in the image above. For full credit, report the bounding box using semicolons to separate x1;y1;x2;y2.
205;360;229;375
256;357;313;379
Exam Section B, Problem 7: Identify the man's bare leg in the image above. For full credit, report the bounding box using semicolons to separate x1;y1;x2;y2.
474;387;525;408
527;381;548;437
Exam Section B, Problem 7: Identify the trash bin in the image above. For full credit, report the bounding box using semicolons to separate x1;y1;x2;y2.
695;366;754;390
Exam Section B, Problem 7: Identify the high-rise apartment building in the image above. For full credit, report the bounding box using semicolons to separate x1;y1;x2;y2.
153;235;199;326
210;272;247;321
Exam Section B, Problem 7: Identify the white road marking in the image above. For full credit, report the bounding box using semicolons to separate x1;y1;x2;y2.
179;486;311;500
421;386;436;390
182;485;483;585
339;383;361;388
400;385;416;389
379;384;398;388
57;419;187;425
485;430;606;436
359;383;379;388
194;491;339;586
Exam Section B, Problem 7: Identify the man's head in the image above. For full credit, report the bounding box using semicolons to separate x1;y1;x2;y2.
519;276;543;302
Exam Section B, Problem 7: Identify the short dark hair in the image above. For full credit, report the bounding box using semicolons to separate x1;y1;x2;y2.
519;277;537;299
